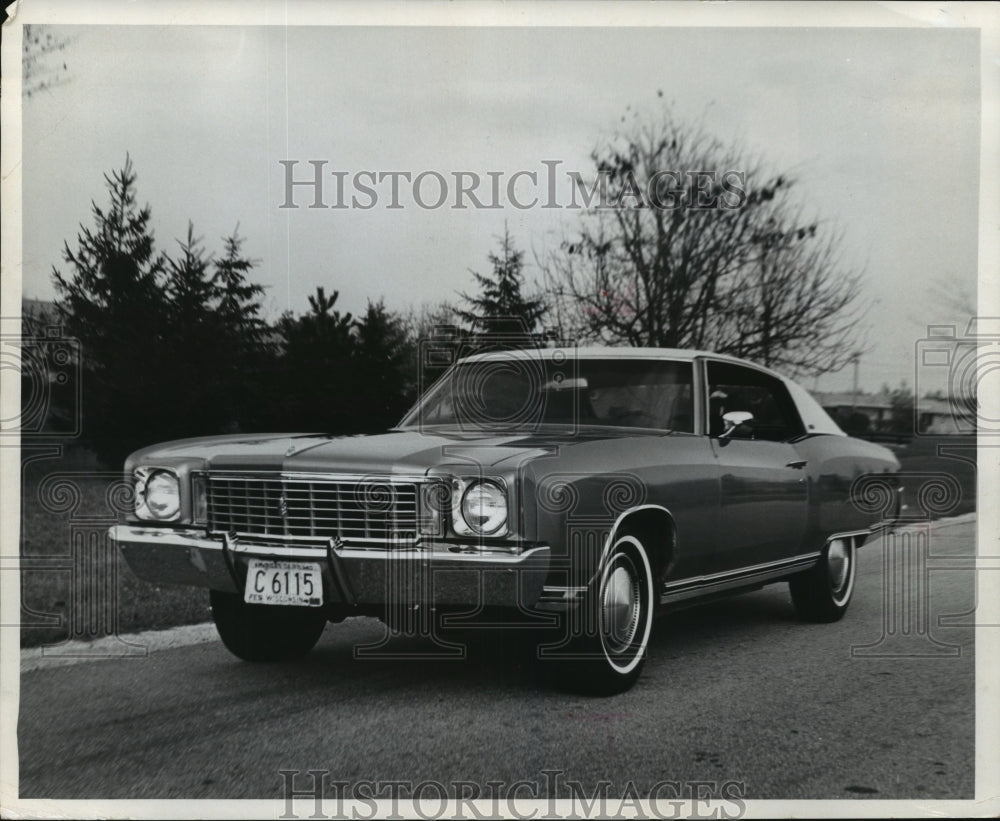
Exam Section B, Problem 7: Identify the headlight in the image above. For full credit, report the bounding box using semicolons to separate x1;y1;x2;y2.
456;480;508;536
136;468;181;521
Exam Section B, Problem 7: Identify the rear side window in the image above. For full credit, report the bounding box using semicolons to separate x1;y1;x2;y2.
706;361;805;441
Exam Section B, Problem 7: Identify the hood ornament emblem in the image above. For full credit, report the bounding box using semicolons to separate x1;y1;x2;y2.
285;440;297;457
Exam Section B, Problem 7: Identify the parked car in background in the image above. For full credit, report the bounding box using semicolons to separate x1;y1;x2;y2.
112;347;901;693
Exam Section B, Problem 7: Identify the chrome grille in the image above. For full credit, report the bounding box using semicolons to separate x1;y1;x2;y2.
204;474;422;542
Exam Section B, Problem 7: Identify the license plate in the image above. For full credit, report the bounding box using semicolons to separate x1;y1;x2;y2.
244;560;323;606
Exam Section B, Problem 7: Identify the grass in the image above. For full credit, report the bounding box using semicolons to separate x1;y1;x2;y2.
17;435;977;648
19;455;209;649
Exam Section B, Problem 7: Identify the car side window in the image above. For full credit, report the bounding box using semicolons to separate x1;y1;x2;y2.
588;381;693;431
584;361;694;432
706;362;805;441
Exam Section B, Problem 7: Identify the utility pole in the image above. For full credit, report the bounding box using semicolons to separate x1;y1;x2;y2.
850;353;861;411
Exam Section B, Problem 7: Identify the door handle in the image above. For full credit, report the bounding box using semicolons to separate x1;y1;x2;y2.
786;459;808;469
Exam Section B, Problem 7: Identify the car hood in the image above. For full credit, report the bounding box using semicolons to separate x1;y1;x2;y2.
127;427;662;475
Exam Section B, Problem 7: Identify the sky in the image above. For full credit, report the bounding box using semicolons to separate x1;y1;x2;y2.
17;15;983;394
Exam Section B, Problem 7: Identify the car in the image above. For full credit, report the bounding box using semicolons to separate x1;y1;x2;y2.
111;346;901;694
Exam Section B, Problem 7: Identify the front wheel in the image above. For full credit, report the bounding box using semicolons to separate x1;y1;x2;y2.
210;590;327;662
789;537;856;623
545;534;655;695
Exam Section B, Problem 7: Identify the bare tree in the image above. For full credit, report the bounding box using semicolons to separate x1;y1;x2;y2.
22;24;73;99
710;216;866;372
542;101;866;377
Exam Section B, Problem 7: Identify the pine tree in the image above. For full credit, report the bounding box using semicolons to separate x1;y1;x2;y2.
52;156;172;461
166;223;215;335
274;287;357;432
212;226;271;430
161;223;228;437
456;225;548;343
52;159;275;457
269;289;419;434
355;300;416;426
214;226;267;344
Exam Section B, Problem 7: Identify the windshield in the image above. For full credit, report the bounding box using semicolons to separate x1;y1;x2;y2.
399;357;694;432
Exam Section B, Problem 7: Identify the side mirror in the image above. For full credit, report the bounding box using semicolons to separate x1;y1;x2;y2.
720;410;754;439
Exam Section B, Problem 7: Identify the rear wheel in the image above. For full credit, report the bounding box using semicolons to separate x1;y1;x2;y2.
210;590;327;662
546;534;655;695
789;537;856;623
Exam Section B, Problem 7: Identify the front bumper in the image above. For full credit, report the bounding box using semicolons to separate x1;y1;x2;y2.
110;525;551;609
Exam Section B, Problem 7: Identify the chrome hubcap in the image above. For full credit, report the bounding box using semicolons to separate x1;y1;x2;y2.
601;559;642;654
827;539;850;593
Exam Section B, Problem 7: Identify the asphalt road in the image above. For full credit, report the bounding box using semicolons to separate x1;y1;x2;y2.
16;517;976;802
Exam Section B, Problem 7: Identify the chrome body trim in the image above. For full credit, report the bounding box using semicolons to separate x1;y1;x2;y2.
660;552;822;604
592;503;676;587
657;523;887;606
199;470;433;483
110;524;542;562
539;584;588;602
832;526;886;543
110;525;218;550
